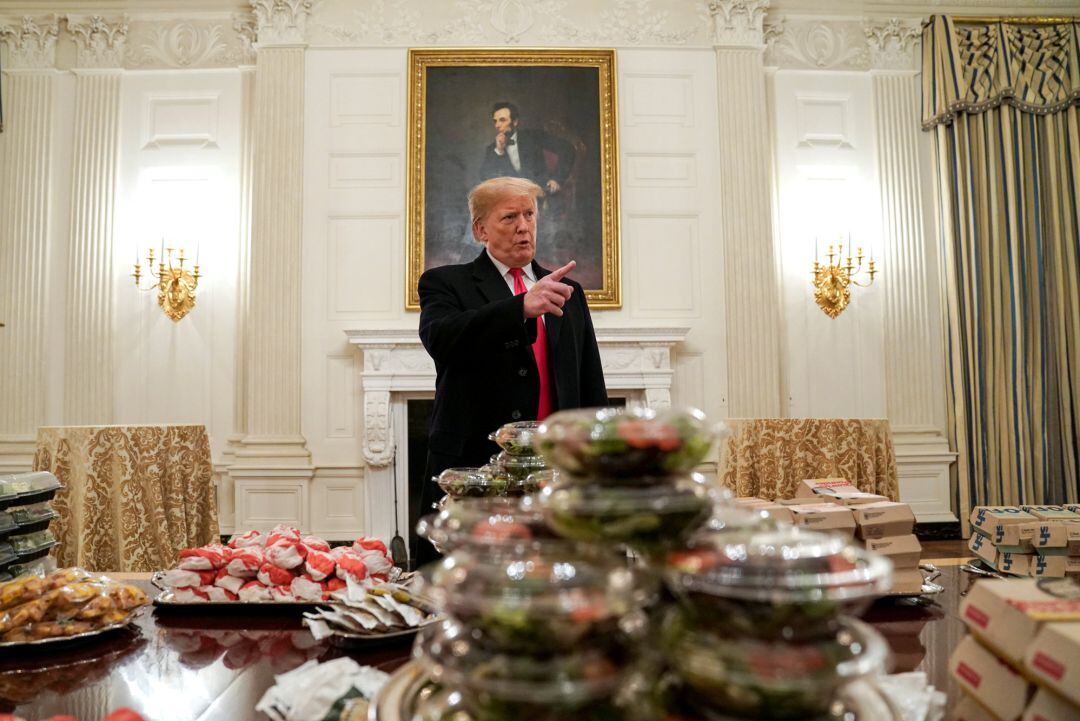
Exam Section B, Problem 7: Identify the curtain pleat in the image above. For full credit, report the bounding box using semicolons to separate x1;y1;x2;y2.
924;16;1080;531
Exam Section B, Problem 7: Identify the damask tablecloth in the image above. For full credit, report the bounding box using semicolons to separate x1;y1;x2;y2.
718;418;899;502
33;424;219;572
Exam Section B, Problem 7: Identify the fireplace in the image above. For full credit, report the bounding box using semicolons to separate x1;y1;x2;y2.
345;327;688;557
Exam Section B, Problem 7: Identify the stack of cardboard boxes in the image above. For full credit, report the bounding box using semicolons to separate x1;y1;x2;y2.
950;578;1080;721
734;478;923;594
968;506;1080;578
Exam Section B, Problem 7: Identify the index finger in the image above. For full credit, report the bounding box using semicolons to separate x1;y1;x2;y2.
547;260;577;282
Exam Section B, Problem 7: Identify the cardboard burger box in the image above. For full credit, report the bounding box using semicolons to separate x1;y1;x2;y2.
755;504;795;525
959;578;1080;666
865;534;921;568
950;635;1032;721
971;507;1040;549
1024;622;1080;707
889;567;925;594
795;478;889;505
732;497;770;506
1020;506;1080;522
788;503;856;537
1029;554;1080;578
1028;522;1080;555
968;533;1032;576
1021;687;1079;721
852;501;916;540
954;694;1002;721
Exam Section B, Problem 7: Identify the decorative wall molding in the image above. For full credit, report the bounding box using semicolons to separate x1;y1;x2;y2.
541;0;702;46
764;18;870;70
67;15;128;68
0;15;59;69
865;18;921;71
233;12;257;63
709;0;770;48
251;0;311;46
125;19;251;68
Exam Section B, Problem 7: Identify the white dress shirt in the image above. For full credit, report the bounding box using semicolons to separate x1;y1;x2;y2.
494;130;522;172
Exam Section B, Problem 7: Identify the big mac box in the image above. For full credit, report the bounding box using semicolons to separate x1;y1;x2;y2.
968;533;1032;576
1021;687;1079;721
788;503;856;537
954;694;1000;721
1024;622;1080;707
949;635;1032;721
889;567;925;595
959;578;1080;665
1029;554;1080;578
1020;505;1080;522
1028;522;1080;555
865;534;921;568
971;506;1039;549
852;501;916;540
754;503;795;525
795;478;888;505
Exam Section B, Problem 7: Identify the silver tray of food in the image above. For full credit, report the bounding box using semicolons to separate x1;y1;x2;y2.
0;607;144;650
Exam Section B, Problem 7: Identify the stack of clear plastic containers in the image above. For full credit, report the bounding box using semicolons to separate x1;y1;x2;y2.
660;526;894;719
487;421;551;496
0;471;62;581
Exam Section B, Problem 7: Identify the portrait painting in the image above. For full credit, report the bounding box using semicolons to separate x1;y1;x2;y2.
406;48;620;310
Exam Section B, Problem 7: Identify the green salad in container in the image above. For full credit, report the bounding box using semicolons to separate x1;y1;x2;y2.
419;544;652;654
416;496;556;556
538;474;713;555
434;467;509;498
660;607;888;720
489;421;543;456
664;527;892;641
536;407;721;478
489;452;548;486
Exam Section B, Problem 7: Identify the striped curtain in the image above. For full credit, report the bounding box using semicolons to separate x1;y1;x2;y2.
922;16;1080;528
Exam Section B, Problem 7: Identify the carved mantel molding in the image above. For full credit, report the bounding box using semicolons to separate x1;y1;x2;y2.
345;327;690;468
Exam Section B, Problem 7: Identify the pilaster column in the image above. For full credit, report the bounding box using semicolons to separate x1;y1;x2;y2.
62;15;126;425
867;18;956;522
709;0;783;417
229;1;313;531
0;16;59;471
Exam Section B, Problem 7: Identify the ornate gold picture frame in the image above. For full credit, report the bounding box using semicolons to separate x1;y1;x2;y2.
406;48;621;310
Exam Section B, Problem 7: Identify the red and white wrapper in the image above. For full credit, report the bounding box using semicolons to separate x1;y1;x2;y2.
304;549;336;581
269;586;295;603
163;568;216;589
329;546;355;561
173;586;210;603
325;577;346;594
215;569;245;595
302;536;331;553
238;580;272;603
353;537;388;555
205;586;239;602
335;554;368;584
265;524;301;547
228;530;264;549
265;538;307;569
290;574;326;602
178;544;230;570
226;546;264;578
257;562;296;587
357;549;394;578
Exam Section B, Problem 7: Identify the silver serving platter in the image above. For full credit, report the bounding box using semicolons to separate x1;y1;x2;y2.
322;623;429;648
0;608;143;650
370;661;432;721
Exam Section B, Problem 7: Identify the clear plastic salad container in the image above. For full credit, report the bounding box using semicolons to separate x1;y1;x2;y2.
433;467;508;499
489;421;543;456
419;544;653;654
664;527;892;641
414;617;632;705
536;406;721;478
416;496;557;555
538;474;714;553
661;608;890;720
490;451;548;484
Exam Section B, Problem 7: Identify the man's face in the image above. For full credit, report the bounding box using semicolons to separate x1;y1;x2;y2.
492;108;517;136
475;194;537;268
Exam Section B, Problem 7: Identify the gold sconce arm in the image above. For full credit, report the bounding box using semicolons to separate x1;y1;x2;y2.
131;243;200;322
811;235;879;317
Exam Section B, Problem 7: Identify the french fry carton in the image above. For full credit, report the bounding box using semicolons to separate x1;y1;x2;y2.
968;533;1032;576
971;507;1039;549
852;501;916;540
959;578;1080;666
949;635;1032;721
1023;622;1080;707
1021;687;1079;721
1026;521;1080;555
864;534;922;569
954;694;1000;721
1020;506;1080;522
754;504;794;525
1029;554;1080;578
888;567;925;594
789;504;856;537
796;478;888;505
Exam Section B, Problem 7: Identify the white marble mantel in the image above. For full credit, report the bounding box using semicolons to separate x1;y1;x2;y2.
344;326;689;542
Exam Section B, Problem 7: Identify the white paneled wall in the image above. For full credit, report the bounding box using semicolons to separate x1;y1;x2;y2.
115;71;242;460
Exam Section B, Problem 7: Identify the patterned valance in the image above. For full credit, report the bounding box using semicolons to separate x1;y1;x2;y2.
921;15;1080;129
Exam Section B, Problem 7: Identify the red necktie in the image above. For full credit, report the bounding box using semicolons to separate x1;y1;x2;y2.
510;267;553;420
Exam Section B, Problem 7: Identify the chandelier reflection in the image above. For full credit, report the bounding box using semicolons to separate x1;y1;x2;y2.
131;242;200;322
811;237;877;319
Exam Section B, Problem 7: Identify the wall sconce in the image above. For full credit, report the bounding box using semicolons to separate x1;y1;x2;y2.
132;242;200;322
811;236;877;318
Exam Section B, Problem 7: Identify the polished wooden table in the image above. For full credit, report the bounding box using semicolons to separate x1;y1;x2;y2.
0;569;974;720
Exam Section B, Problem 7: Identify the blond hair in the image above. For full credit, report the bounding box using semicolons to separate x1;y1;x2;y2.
468;177;544;230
